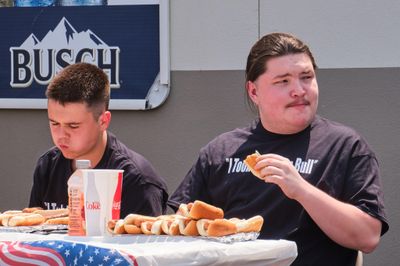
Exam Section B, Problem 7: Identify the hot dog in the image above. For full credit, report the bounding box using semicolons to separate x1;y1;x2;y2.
177;217;199;236
188;200;224;220
233;215;264;233
1;212;30;226
124;223;142;234
161;219;180;236
197;215;264;237
141;221;154;235
8;214;45;227
197;218;237;237
33;208;69;220
176;203;191;217
44;216;69;225
124;214;157;227
244;151;262;178
22;207;44;213
150;219;164;235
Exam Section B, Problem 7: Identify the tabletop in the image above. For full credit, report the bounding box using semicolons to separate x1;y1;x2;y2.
0;232;297;266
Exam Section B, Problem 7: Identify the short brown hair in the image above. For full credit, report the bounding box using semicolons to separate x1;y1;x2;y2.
246;32;317;82
46;62;110;117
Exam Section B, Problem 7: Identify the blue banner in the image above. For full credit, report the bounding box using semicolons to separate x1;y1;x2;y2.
0;4;165;109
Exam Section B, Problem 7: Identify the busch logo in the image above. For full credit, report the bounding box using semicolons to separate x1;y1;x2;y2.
10;17;120;88
86;201;101;210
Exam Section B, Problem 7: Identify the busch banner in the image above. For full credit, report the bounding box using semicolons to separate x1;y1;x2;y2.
0;1;169;110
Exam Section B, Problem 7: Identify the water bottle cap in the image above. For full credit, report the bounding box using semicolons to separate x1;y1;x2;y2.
75;159;91;169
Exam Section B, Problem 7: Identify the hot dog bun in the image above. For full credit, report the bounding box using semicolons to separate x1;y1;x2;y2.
244;151;262;178
8;214;46;227
150;219;164;235
123;214;157;235
233;215;264;233
44;216;69;225
178;219;199;236
124;214;157;227
189;200;224;220
124;224;142;234
114;219;126;234
197;218;237;237
141;221;154;235
22;207;44;213
33;208;68;219
161;219;180;236
176;203;191;217
1;212;29;226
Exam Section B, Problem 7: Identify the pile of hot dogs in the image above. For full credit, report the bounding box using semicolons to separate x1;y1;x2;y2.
108;200;264;237
0;208;68;227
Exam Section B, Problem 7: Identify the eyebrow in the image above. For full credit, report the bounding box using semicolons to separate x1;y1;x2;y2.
273;69;314;79
48;119;80;125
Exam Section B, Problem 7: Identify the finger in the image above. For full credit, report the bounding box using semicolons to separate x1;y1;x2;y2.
260;165;283;177
261;174;283;185
255;157;289;172
256;153;288;162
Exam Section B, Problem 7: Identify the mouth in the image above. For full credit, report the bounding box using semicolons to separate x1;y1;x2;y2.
287;100;310;108
58;144;69;150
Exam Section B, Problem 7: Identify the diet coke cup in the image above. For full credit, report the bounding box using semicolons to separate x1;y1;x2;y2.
82;169;123;236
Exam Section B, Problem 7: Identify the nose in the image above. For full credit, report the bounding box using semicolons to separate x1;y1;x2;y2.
290;79;306;97
54;125;70;139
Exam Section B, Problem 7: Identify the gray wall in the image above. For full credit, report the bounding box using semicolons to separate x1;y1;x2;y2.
0;69;398;265
0;1;399;265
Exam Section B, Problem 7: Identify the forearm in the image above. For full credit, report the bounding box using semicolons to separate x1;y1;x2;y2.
295;181;382;253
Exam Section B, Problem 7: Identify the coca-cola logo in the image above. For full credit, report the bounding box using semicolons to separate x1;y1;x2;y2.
86;201;101;210
112;201;121;210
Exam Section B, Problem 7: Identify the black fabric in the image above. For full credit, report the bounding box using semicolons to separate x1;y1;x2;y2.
169;115;388;266
29;132;168;218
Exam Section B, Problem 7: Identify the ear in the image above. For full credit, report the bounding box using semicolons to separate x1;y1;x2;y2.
99;111;111;130
246;81;259;105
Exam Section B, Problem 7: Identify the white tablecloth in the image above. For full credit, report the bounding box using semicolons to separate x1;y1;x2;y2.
0;232;297;266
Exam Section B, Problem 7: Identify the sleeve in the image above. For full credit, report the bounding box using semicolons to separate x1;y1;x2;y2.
119;165;168;218
28;157;47;208
342;143;389;235
168;149;212;211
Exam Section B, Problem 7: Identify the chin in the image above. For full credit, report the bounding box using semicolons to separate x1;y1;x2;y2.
287;116;314;132
60;150;77;160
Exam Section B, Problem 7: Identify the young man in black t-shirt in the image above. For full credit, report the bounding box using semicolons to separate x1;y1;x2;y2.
169;33;388;265
29;63;168;218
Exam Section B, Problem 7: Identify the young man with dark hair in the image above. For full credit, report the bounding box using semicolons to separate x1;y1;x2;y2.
29;62;168;218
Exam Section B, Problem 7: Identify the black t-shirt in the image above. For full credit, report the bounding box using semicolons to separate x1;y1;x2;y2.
169;116;388;266
29;132;168;218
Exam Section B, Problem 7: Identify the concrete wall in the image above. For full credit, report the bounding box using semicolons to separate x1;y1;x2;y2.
0;1;399;265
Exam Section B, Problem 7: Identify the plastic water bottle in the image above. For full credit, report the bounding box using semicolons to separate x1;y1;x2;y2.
56;0;107;6
67;159;91;236
14;0;55;6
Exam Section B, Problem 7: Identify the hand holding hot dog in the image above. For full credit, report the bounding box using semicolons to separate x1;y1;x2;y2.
245;152;309;200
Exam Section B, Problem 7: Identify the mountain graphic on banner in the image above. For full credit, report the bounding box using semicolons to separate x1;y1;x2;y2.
19;17;109;49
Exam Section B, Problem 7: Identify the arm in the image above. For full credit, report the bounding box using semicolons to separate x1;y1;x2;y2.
121;181;167;218
29;161;45;208
255;153;382;253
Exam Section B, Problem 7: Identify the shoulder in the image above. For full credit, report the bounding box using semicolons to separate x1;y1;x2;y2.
312;116;375;156
193;121;257;165
203;121;255;153
36;146;63;167
34;146;68;178
104;132;167;190
313;116;363;139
